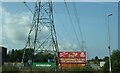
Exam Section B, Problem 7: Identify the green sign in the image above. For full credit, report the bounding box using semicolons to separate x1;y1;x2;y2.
32;62;56;69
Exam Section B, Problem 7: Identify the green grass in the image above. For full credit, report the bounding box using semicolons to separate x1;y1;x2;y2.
1;64;113;73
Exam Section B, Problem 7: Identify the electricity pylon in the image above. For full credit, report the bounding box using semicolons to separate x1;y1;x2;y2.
21;0;59;69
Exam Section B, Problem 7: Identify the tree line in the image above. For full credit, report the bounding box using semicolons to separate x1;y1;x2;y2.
6;48;54;63
6;49;120;71
88;50;120;72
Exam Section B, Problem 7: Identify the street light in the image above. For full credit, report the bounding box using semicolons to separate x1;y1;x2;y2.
107;13;112;73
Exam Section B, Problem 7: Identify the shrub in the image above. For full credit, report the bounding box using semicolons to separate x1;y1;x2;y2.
2;63;20;73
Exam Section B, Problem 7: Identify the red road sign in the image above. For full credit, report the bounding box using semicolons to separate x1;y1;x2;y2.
59;52;86;58
58;52;86;64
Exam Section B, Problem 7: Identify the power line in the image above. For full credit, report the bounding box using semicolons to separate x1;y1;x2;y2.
53;8;75;43
22;1;34;14
72;2;83;41
72;2;85;51
64;0;81;49
57;33;73;52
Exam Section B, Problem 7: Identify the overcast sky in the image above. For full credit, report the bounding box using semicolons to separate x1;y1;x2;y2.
0;1;119;59
1;0;120;2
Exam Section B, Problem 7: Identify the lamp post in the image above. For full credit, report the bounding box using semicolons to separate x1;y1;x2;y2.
107;13;112;73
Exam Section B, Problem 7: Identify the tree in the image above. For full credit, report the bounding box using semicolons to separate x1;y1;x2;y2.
34;52;54;62
111;50;120;71
94;56;100;65
6;49;55;63
6;48;33;62
6;49;16;62
102;50;120;72
103;56;109;61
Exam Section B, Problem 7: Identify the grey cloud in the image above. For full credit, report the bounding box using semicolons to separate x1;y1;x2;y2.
2;7;55;50
58;41;79;52
1;6;79;52
2;8;32;50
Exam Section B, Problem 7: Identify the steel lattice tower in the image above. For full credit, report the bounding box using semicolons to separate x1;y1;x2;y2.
21;0;59;67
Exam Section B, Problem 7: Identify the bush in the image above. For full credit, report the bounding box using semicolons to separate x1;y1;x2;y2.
2;63;20;73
